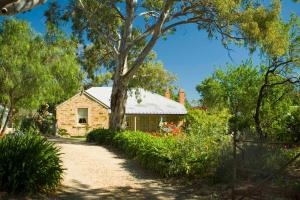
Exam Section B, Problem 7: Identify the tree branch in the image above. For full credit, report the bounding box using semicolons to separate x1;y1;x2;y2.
124;0;174;80
162;16;212;33
0;0;47;16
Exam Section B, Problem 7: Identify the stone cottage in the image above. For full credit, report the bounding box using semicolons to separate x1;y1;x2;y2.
56;87;187;136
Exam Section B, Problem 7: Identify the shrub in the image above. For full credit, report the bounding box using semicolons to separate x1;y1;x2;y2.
57;129;70;137
0;131;63;194
86;128;116;144
113;131;177;176
19;117;38;132
185;109;231;136
277;107;300;143
215;142;300;183
19;115;55;135
86;129;231;178
172;134;231;177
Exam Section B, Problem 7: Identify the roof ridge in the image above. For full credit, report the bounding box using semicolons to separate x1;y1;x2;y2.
85;87;187;115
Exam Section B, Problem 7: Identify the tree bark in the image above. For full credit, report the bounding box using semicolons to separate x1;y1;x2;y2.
108;0;173;131
255;85;266;139
0;0;47;16
109;76;129;131
0;105;7;130
0;106;12;136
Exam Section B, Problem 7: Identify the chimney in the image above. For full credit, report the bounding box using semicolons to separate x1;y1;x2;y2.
165;89;171;99
178;89;185;105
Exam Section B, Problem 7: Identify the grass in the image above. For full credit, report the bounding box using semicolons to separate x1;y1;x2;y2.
69;136;87;142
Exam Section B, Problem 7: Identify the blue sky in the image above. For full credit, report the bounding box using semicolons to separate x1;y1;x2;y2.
7;1;300;101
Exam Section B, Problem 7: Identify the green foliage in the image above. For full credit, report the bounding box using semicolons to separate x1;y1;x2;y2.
51;0;291;96
19;117;38;133
197;62;261;126
277;107;300;143
129;52;177;95
196;62;299;138
48;0;293;130
0;19;81;133
66;0;290;58
0;131;63;194
87;129;231;178
0;19;81;108
185;109;231;136
18;105;56;135
57;129;70;137
86;128;116;144
215;143;297;183
236;0;289;56
19;115;55;135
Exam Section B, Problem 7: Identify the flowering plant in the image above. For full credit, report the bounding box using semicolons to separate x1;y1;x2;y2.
159;122;181;135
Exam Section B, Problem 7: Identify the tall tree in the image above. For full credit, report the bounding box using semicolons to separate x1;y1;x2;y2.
1;0;296;130
44;2;177;97
0;19;81;136
62;0;291;130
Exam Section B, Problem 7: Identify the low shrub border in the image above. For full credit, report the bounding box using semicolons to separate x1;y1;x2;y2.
87;129;231;178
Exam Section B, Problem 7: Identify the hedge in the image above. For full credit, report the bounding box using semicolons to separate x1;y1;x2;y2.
87;129;230;177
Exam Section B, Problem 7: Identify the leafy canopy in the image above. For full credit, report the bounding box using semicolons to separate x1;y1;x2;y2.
196;62;299;133
45;0;293;88
0;19;81;112
67;0;289;59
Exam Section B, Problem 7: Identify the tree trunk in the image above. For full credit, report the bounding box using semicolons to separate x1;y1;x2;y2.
0;105;7;130
0;106;12;136
109;76;129;131
254;85;265;139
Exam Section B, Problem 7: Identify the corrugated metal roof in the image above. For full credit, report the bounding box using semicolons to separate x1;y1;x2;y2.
85;87;187;115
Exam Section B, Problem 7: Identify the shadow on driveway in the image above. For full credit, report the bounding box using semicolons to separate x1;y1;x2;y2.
54;179;222;200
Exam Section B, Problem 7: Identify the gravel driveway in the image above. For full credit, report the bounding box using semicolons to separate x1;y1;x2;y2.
49;138;220;200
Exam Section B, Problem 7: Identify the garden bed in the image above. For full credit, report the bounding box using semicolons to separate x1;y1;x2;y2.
86;129;231;178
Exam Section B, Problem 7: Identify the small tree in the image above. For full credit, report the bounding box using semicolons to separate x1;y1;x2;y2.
197;62;263;129
0;19;81;136
197;61;300;138
254;22;300;138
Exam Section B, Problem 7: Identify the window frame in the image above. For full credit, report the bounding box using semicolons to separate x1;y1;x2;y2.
77;108;89;125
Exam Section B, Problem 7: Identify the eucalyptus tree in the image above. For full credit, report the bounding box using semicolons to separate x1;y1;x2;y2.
1;0;296;131
65;0;291;130
0;19;81;136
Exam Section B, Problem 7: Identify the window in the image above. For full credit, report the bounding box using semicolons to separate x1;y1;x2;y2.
78;108;88;124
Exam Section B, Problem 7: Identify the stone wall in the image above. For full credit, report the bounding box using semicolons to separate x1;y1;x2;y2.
56;93;109;136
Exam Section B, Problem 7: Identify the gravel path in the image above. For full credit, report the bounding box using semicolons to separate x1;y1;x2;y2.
49;138;217;200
